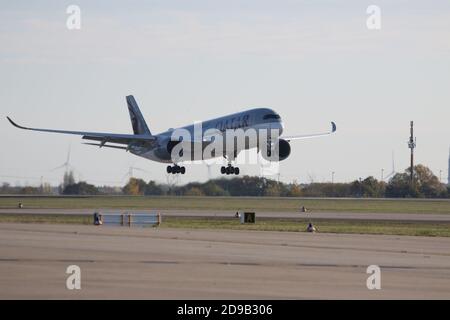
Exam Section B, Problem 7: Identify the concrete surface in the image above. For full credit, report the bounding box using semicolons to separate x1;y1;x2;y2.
1;223;450;299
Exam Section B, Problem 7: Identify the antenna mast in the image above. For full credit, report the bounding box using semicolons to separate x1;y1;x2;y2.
408;121;416;186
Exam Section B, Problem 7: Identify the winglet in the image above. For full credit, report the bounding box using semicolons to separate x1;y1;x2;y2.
331;121;337;133
6;116;27;130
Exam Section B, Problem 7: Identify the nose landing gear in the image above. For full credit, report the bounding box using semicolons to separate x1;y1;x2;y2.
167;165;186;174
220;164;240;175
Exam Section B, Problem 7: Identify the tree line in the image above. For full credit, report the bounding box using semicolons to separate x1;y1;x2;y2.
1;164;448;198
120;164;449;198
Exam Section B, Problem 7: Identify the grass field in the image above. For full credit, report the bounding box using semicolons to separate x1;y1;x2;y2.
0;214;449;237
163;217;450;237
0;195;449;214
1;196;449;237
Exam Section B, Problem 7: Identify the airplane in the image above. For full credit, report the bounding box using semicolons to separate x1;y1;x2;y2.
7;95;336;175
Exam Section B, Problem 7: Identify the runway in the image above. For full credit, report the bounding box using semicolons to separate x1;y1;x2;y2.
1;223;449;299
1;208;450;222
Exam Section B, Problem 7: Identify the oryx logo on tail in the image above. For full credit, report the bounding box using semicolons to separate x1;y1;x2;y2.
126;95;151;135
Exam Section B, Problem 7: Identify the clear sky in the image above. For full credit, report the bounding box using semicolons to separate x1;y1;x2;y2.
1;0;449;186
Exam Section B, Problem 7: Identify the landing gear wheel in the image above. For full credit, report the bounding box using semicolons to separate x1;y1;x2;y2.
221;164;240;175
168;165;185;174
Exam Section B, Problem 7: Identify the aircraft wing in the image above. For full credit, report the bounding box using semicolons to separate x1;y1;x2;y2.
7;117;156;146
282;122;336;142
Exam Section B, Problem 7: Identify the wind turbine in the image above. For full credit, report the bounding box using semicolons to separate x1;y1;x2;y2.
165;171;180;188
384;150;396;181
122;166;151;182
51;145;81;187
51;145;74;173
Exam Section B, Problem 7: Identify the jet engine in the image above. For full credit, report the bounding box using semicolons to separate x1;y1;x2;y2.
276;139;291;161
261;138;291;161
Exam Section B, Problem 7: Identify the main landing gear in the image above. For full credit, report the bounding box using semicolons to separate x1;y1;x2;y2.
220;164;240;175
167;165;185;174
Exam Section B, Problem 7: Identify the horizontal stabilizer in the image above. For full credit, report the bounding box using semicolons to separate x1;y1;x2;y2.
83;143;128;150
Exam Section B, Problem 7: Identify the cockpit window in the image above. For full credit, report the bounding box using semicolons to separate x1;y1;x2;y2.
263;114;280;120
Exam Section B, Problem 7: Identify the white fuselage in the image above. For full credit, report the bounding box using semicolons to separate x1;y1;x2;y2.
131;108;284;163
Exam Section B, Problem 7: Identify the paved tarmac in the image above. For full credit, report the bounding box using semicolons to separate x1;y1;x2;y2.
0;223;449;299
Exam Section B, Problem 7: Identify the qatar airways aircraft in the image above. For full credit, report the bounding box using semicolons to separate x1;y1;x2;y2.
7;95;336;175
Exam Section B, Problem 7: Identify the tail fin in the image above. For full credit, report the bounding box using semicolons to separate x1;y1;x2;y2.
126;95;151;135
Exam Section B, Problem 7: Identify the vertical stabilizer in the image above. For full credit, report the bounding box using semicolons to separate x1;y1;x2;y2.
126;95;151;135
